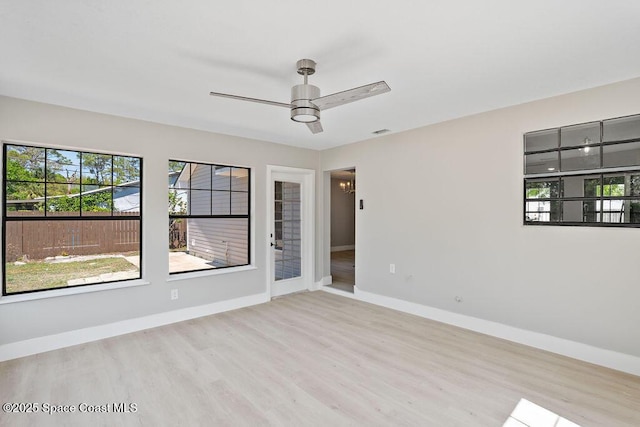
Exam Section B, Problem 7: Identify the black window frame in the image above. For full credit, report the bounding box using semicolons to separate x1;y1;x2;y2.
168;159;251;274
523;113;640;227
2;142;143;296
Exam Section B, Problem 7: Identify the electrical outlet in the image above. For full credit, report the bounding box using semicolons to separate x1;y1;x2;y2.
171;289;178;300
390;264;395;274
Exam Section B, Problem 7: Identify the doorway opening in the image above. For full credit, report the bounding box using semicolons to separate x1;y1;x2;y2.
328;168;356;293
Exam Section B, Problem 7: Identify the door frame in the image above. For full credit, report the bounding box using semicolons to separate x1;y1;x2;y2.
266;165;315;298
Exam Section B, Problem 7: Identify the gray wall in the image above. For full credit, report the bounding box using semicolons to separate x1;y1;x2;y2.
330;178;355;248
321;77;640;358
0;95;319;345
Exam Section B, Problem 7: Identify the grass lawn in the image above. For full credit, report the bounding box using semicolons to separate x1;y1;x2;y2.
5;257;138;294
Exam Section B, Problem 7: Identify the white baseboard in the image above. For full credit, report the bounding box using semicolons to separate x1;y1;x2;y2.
331;245;355;252
353;287;640;377
0;292;269;362
321;286;358;299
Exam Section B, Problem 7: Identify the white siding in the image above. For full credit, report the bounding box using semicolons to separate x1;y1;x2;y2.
184;163;250;267
187;218;248;266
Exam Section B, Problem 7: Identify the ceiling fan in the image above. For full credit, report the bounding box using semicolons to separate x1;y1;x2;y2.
209;59;391;134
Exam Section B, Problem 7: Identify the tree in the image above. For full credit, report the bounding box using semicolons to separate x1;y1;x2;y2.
5;146;73;200
46;194;80;213
169;161;186;174
113;156;140;184
169;190;187;214
82;191;113;212
81;153;112;185
47;191;113;213
6;145;70;181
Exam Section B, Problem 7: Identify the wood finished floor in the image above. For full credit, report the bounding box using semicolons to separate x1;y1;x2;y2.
328;250;355;293
1;291;639;426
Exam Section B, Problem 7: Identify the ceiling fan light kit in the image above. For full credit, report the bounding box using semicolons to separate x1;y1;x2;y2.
209;58;390;134
290;63;321;123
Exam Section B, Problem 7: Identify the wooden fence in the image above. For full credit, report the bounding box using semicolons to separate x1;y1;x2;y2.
5;217;140;262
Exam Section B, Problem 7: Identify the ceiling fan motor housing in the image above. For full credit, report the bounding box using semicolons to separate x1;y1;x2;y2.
291;84;320;123
209;57;390;132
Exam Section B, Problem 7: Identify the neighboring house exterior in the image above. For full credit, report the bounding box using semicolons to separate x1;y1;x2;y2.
174;163;249;268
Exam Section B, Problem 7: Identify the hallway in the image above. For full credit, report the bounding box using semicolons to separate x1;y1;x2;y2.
328;249;354;293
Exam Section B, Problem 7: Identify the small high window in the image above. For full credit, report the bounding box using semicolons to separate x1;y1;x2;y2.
524;114;640;226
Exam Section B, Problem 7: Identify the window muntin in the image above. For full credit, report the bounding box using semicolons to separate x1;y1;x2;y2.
168;160;250;274
3;143;142;295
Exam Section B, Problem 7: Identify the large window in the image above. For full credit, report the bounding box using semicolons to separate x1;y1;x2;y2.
524;114;640;227
168;160;250;274
3;143;142;295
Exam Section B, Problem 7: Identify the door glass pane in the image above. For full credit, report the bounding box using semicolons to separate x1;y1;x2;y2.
274;181;301;282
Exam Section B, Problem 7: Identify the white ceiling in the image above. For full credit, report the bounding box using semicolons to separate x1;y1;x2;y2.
2;1;640;151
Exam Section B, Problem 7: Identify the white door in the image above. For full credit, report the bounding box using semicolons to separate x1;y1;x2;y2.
268;167;314;297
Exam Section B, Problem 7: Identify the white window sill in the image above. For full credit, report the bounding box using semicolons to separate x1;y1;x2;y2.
166;265;257;282
0;279;150;305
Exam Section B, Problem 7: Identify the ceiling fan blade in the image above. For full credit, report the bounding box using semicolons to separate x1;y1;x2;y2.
209;91;290;108
312;81;390;111
306;121;323;134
